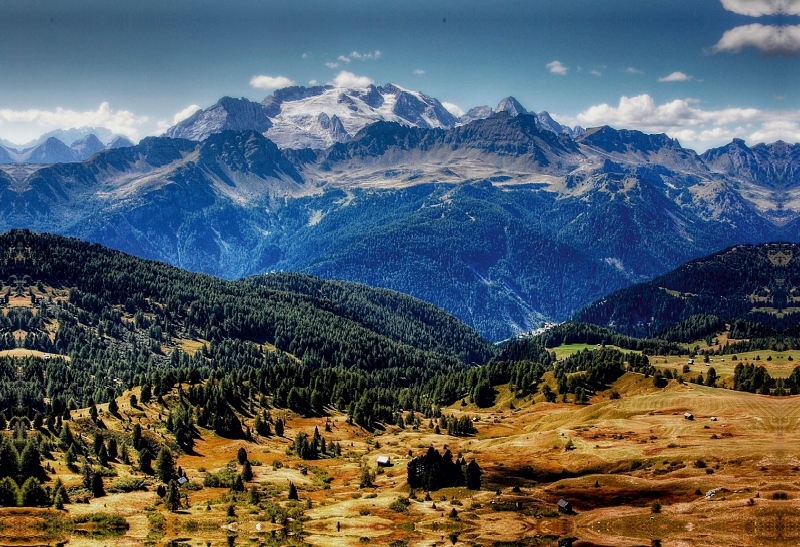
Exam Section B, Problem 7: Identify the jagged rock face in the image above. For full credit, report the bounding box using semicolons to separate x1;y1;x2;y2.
702;139;800;189
165;97;275;141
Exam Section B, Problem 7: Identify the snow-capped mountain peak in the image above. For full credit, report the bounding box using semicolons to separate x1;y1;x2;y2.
163;83;458;150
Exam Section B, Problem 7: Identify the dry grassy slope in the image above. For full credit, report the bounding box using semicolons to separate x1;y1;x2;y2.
5;364;800;547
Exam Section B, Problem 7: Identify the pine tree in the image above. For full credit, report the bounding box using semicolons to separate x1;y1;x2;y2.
237;447;248;465
242;460;253;482
155;447;177;483
0;477;19;507
20;478;48;507
163;480;181;512
91;472;105;497
107;438;118;460
287;482;298;500
19;442;45;483
132;423;142;450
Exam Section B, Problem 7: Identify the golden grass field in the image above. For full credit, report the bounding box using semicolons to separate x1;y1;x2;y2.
3;345;800;547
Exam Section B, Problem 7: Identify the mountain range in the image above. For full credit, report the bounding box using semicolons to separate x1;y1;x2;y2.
0;84;798;340
165;84;585;149
0;130;134;164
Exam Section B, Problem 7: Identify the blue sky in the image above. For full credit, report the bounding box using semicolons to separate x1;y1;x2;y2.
0;0;798;151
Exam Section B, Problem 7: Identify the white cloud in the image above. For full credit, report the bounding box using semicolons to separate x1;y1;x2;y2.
748;120;800;143
590;70;602;76
328;71;374;88
442;102;464;117
302;53;308;59
309;79;318;85
712;24;800;56
326;62;340;69
249;75;296;90
414;69;426;75
625;67;645;74
172;104;201;124
337;55;351;64
349;50;381;61
547;60;568;75
569;93;800;150
576;94;763;130
720;0;800;16
658;71;693;82
0;102;148;141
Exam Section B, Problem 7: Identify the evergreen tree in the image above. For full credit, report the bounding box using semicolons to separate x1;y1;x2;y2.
20;478;48;507
242;460;253;482
287;482;298;500
164;480;181;512
91;472;105;497
155;447;177;484
465;460;482;490
0;477;19;507
19;442;46;483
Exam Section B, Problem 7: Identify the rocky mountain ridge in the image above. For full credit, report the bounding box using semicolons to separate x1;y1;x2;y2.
0;114;798;340
164;83;584;149
0;131;134;164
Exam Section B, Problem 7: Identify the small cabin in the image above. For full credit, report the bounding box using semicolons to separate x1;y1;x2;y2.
684;412;694;420
376;455;391;467
687;359;694;365
557;499;572;514
177;476;188;486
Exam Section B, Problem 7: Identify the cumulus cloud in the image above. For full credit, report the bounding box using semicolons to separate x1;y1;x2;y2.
547;60;568;75
250;75;296;90
172;104;201;124
720;0;800;16
569;93;800;149
328;71;374;88
325;62;339;69
337;55;351;63
748;120;800;143
576;94;763;130
414;69;426;75
658;71;693;82
442;102;464;117
625;67;645;74
712;24;800;56
309;79;318;85
0;102;147;140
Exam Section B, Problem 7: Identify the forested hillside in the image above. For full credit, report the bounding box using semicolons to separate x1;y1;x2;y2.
573;243;800;338
0;230;496;425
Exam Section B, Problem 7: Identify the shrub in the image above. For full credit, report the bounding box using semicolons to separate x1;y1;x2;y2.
389;497;410;513
110;477;146;493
